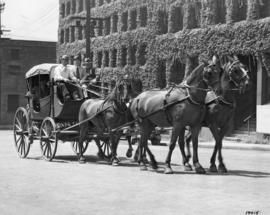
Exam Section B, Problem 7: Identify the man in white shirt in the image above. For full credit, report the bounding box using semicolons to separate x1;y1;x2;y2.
54;55;78;82
54;55;80;100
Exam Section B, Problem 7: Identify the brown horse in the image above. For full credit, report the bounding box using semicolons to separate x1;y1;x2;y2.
185;56;250;173
77;78;131;164
129;56;221;174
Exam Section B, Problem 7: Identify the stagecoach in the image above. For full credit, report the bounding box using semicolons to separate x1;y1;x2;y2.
13;63;112;161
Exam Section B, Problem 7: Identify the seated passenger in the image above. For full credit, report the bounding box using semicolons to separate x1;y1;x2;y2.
54;55;80;100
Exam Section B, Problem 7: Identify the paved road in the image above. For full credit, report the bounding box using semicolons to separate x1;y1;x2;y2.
0;130;269;215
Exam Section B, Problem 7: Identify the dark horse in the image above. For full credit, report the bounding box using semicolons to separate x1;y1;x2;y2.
185;56;250;173
77;78;131;164
129;56;221;174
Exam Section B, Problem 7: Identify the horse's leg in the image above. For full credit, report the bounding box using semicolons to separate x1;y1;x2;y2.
110;133;121;166
126;135;133;158
78;123;88;163
185;129;192;163
217;123;230;173
95;138;104;159
191;126;205;174
138;120;153;171
209;125;220;172
178;129;192;171
164;124;181;174
145;144;158;170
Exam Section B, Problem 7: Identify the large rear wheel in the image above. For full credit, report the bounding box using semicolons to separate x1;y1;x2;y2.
40;117;57;161
13;107;31;158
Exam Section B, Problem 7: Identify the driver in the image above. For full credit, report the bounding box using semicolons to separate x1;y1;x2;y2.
54;55;80;100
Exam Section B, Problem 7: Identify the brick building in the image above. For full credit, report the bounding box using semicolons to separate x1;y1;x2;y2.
58;0;270;142
0;39;56;125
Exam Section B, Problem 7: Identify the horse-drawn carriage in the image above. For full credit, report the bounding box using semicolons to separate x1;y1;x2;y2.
14;55;250;174
13;63;111;161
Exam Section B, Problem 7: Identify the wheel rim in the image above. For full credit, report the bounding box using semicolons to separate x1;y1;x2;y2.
13;108;31;158
71;141;89;155
40;118;57;161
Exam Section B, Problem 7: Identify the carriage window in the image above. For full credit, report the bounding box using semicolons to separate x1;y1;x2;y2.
8;95;19;112
39;75;50;98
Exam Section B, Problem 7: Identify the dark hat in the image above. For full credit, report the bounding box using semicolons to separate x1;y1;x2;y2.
61;55;69;60
74;54;81;61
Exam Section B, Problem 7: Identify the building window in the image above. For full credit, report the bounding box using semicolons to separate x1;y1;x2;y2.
103;50;109;67
121;11;128;32
66;1;71;16
71;26;75;42
72;0;76;14
129;45;136;66
99;0;104;6
78;0;83;12
98;19;104;36
10;49;20;60
156;59;166;88
112;13;118;33
8;95;20;112
121;46;127;67
129;9;137;30
234;0;247;22
139;6;147;27
78;25;83;40
188;5;199;29
110;49;117;67
104;17;111;35
169;58;185;84
169;5;183;33
156;10;168;35
259;0;270;18
65;28;70;43
216;0;226;24
138;43;147;65
9;65;21;75
91;0;96;8
61;3;65;18
97;51;103;68
60;30;64;44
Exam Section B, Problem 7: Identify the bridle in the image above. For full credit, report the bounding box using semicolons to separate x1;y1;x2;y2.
227;61;249;88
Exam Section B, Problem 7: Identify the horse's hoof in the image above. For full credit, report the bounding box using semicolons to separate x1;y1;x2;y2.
164;167;173;174
209;164;218;173
112;161;119;166
79;157;86;164
140;165;148;171
218;163;228;174
186;155;191;163
194;163;206;174
97;151;104;159
126;150;133;158
151;163;159;170
184;163;193;171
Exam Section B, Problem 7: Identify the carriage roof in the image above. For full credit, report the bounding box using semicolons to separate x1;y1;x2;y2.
25;63;60;79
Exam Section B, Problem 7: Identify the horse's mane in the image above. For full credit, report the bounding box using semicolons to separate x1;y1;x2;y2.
185;63;205;85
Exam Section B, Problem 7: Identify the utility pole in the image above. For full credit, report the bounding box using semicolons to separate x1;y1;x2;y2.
85;0;91;59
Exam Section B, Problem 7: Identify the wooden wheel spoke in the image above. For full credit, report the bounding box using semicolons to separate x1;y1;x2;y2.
18;136;24;152
15;117;22;129
42;128;49;137
15;123;21;130
47;143;52;157
43;143;48;155
15;135;22;145
106;142;110;156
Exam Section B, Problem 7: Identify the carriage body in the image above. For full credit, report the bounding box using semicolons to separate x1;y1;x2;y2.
13;63;87;161
25;63;84;122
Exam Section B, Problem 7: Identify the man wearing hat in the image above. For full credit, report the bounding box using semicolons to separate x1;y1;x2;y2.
73;54;87;80
54;55;80;100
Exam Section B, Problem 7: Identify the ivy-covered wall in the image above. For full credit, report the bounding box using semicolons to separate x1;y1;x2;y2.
58;0;270;89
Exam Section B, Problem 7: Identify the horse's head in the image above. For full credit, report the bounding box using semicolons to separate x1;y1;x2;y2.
123;74;143;102
224;55;250;93
202;55;222;90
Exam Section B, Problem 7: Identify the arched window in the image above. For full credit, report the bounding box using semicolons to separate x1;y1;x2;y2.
61;4;65;18
72;0;76;14
66;1;71;16
156;10;168;35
